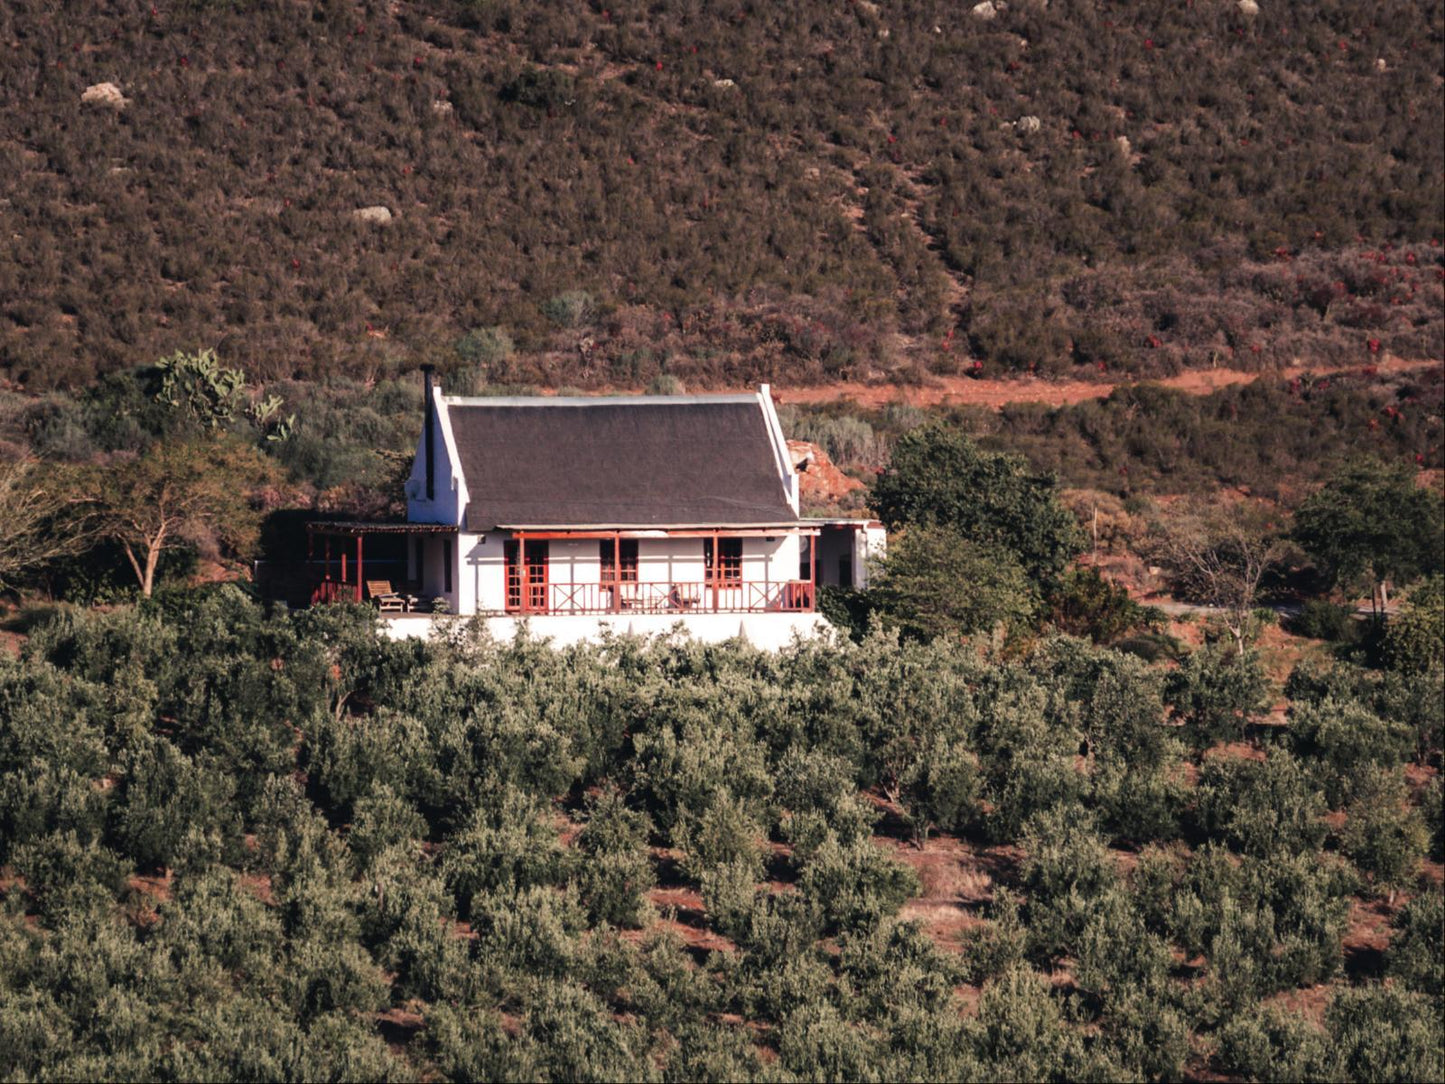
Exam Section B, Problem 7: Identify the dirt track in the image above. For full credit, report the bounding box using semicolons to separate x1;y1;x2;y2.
767;354;1440;411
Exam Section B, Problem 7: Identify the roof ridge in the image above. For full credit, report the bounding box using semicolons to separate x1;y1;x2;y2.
443;393;759;407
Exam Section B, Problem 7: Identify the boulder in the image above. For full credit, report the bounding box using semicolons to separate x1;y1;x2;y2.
971;1;998;19
81;82;128;109
353;205;393;225
1017;115;1042;134
1237;0;1259;15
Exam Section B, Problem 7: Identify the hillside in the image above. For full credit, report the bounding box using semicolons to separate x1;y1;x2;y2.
1;0;1441;390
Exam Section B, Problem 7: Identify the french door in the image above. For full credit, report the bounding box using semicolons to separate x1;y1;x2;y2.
504;540;549;613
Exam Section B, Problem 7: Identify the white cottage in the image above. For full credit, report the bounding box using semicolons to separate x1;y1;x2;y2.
305;371;883;647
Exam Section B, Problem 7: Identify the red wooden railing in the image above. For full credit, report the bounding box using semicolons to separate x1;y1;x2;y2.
310;578;356;605
501;580;814;616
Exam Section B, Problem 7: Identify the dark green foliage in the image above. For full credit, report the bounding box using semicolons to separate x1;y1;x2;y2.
0;586;1438;1080
1381;575;1445;675
935;370;1445;500
1387;889;1444;997
1425;775;1445;863
960;891;1028;985
1217;1005;1332;1082
1167;846;1356;1004
871;424;1084;587
1047;565;1160;645
872;525;1037;640
1196;751;1329;857
1018;808;1118;960
773;747;878;860
113;735;240;871
1325;984;1445;1084
573;791;655;928
1288;598;1361;643
1293;458;1445;595
1339;770;1430;897
969;969;1083;1084
1286;697;1418;806
440;786;568;920
796;834;920;936
1165;644;1268;748
9;830;132;924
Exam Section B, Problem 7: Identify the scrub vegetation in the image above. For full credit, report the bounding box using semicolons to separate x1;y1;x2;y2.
0;0;1440;389
0;588;1440;1081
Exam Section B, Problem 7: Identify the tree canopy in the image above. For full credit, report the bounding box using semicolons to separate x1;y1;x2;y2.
871;424;1083;588
1293;458;1444;601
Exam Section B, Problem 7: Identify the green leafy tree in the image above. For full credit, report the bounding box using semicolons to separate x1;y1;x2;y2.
573;791;655;928
1218;1004;1332;1082
871;424;1083;588
1386;889;1444;997
1381;575;1445;675
1165;644;1268;749
969;968;1084;1083
1324;984;1445;1084
1018;807;1119;960
1196;751;1329;857
1339;770;1429;902
872;526;1037;640
1047;565;1159;644
1293;458;1444;615
88;439;281;596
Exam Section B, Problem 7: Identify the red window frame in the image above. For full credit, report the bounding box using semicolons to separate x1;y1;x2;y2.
600;539;639;583
704;537;743;588
504;540;549;612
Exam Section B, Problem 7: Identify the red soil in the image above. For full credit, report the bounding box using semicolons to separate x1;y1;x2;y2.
768;354;1440;412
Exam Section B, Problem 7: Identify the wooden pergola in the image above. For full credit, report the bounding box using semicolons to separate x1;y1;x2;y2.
305;521;457;604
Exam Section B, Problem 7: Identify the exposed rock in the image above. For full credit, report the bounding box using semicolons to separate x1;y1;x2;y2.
971;1;998;19
81;82;128;109
787;440;864;506
1375;57;1387;72
353;205;393;224
1237;0;1259;15
712;78;737;89
1115;134;1132;155
1017;115;1042;134
430;98;453;115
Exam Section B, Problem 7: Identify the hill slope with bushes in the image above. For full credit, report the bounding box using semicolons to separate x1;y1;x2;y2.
1;0;1441;389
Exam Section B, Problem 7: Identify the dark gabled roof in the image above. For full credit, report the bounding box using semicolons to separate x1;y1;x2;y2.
446;395;799;532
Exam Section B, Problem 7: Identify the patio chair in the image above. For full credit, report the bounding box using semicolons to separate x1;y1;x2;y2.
365;580;409;613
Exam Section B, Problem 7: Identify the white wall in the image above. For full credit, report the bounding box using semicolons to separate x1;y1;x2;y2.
462;531;507;616
382;611;833;649
405;390;467;526
462;532;813;614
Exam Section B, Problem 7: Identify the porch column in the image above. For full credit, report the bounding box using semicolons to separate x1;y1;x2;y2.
763;533;770;611
807;532;816;610
517;530;527;614
611;530;621;614
711;530;720;612
356;535;364;602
